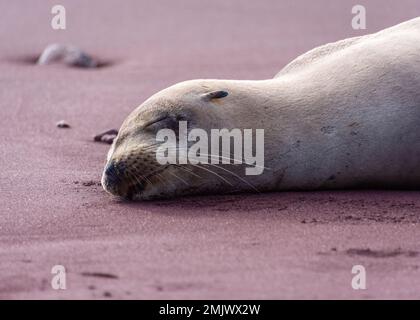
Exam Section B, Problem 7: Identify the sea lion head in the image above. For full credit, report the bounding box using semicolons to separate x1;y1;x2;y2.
101;80;234;200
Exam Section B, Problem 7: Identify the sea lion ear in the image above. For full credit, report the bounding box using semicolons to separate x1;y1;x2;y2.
201;90;229;101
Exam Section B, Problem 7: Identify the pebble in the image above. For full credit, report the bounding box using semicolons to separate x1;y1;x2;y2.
37;44;98;68
56;120;70;128
94;129;118;144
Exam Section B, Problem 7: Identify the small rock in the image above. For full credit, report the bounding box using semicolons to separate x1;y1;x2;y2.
56;120;70;128
94;129;118;144
101;134;116;144
37;44;98;68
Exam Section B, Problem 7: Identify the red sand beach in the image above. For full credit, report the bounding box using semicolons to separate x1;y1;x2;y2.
1;0;420;299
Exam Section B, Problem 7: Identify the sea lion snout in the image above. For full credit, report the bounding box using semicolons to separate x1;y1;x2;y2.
105;161;125;183
101;161;128;197
101;147;159;199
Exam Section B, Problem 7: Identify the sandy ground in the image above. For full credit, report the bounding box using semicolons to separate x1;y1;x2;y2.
1;0;420;299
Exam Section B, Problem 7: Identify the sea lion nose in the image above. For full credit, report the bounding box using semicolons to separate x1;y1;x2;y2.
104;161;125;186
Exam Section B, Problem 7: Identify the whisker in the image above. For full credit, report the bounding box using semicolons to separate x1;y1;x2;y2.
133;165;170;190
167;171;190;186
172;164;203;179
208;163;260;192
132;172;149;190
152;146;270;170
155;172;176;189
190;164;234;186
141;141;164;151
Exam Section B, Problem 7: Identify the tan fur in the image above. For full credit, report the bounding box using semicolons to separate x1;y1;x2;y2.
103;17;420;200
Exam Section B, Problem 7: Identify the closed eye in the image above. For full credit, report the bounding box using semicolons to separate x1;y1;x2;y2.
142;115;182;134
142;115;169;129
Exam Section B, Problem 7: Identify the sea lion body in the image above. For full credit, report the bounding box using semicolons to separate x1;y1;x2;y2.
103;17;420;200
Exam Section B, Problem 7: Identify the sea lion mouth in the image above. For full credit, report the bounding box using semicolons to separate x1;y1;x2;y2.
125;181;145;200
123;166;170;200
